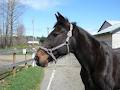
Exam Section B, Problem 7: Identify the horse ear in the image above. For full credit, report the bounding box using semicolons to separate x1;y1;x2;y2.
57;12;65;21
55;14;59;21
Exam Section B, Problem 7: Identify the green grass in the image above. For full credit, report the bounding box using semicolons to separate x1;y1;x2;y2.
0;66;44;90
12;44;29;49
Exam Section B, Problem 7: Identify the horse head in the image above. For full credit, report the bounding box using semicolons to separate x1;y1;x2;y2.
34;12;76;67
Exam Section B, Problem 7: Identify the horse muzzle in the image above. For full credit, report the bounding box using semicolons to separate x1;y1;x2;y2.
34;50;49;67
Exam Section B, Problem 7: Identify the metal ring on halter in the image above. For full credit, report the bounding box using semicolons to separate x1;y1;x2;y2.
39;23;73;63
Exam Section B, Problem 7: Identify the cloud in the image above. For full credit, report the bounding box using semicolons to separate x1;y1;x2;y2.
20;0;61;10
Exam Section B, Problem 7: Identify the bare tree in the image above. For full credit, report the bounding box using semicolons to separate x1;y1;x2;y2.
6;0;24;47
0;0;24;48
0;25;2;46
17;23;25;36
14;23;26;45
0;0;6;48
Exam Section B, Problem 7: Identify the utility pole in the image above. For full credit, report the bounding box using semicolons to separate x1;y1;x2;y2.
32;19;34;47
47;27;50;35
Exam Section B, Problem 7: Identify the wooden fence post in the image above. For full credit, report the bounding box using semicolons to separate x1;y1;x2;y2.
25;53;28;68
23;49;28;68
12;53;16;77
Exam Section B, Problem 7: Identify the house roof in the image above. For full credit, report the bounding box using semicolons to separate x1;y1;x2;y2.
98;20;120;32
107;20;120;25
97;23;120;35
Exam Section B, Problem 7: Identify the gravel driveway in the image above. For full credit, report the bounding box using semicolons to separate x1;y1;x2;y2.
40;53;85;90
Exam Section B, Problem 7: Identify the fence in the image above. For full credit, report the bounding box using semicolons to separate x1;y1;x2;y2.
0;59;34;80
0;52;34;80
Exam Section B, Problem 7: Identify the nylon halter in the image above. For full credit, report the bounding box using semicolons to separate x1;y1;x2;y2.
39;23;73;63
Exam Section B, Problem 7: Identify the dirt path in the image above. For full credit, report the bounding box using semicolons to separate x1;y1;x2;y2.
40;53;85;90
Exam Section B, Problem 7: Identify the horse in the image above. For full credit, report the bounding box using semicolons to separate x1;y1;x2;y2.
34;12;120;90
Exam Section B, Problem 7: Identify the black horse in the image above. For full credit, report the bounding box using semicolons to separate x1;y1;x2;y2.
35;12;120;90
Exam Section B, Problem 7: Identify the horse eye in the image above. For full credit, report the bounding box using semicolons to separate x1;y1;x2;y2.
53;33;59;37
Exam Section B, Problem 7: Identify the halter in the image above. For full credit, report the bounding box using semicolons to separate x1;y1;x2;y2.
39;23;73;63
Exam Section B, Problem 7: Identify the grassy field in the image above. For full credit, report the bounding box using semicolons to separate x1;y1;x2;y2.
0;66;44;90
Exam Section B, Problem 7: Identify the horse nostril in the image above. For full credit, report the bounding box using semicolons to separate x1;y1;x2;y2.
34;56;39;60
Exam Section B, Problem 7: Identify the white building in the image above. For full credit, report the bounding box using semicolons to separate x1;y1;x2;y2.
95;20;120;49
27;41;39;45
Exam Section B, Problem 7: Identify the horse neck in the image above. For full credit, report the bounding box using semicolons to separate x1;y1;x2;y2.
72;27;100;70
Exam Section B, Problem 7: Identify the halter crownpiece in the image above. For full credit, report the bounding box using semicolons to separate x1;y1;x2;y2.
67;23;73;37
39;23;73;63
66;23;73;40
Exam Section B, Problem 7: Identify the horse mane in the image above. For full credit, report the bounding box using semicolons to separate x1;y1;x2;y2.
54;17;101;49
72;22;101;49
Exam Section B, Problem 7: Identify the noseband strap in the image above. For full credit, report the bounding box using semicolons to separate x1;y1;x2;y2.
39;23;73;63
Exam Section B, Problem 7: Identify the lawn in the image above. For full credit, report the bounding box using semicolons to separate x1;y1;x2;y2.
0;66;44;90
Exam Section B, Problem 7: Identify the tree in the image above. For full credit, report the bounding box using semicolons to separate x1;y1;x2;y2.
15;23;26;45
0;0;24;48
39;36;47;43
0;25;2;46
17;23;25;36
0;0;6;48
6;0;24;47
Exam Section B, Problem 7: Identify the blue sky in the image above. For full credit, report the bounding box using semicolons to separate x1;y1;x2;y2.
20;0;120;37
